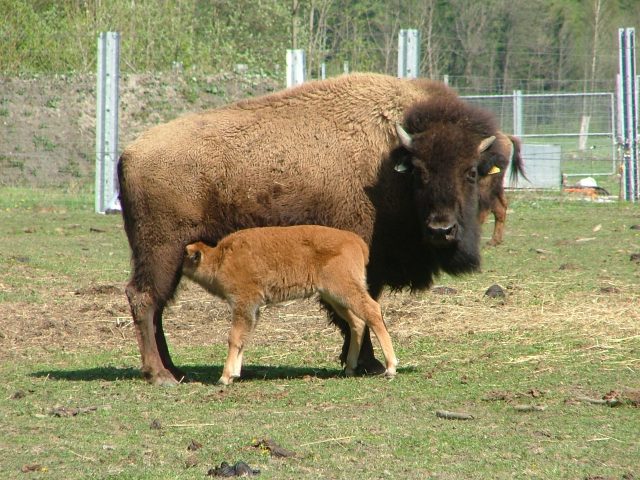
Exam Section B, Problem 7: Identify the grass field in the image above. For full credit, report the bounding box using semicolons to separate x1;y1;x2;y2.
1;187;639;479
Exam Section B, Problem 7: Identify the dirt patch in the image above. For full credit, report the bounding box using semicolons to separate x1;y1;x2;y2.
2;272;639;376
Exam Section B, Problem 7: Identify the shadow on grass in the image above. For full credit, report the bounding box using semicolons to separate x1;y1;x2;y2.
31;364;416;384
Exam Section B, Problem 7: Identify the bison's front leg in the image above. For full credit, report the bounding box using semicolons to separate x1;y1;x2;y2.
126;283;183;386
323;302;385;374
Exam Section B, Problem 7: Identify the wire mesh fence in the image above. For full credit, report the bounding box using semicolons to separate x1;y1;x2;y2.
0;73;622;195
464;91;619;193
0;72;279;188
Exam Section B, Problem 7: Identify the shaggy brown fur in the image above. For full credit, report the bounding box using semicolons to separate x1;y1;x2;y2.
118;73;498;385
477;133;526;245
182;226;398;385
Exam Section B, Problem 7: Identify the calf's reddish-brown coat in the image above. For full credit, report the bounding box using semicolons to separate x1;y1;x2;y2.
118;73;498;385
182;225;398;385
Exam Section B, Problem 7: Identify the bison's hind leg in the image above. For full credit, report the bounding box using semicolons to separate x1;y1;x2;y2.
126;283;183;386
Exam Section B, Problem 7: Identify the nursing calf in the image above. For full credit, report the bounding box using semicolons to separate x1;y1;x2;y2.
182;225;398;385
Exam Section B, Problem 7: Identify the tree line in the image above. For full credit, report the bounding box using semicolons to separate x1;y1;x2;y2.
3;0;639;94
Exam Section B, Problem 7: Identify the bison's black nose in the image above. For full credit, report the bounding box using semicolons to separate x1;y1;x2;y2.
425;222;458;245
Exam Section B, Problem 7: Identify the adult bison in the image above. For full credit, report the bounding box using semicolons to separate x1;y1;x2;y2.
118;73;498;385
477;133;526;245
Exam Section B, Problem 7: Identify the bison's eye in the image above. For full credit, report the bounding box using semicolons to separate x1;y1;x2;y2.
466;167;478;183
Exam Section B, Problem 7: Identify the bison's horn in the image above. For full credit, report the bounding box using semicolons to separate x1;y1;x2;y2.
478;135;496;153
396;124;413;149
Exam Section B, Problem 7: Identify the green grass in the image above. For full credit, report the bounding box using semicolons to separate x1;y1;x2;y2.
2;336;638;479
32;134;57;152
0;187;129;302
1;187;639;479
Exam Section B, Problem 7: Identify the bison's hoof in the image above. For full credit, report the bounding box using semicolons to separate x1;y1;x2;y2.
217;377;233;386
344;367;356;377
355;357;386;376
384;368;397;379
169;367;187;382
147;370;181;387
151;374;180;387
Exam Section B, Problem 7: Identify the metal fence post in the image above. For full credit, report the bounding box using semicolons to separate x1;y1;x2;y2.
95;32;120;213
286;49;305;87
512;90;523;138
398;29;420;78
619;27;638;201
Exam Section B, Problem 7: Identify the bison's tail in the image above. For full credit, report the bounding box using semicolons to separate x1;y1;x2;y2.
508;135;528;186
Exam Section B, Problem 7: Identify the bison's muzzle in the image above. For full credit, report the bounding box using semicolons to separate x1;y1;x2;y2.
423;212;460;246
424;220;458;246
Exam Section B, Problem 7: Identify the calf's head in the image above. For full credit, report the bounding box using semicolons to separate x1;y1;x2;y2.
394;97;497;272
183;241;208;276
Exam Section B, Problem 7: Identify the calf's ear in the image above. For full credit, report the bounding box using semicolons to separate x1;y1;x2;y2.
185;244;202;264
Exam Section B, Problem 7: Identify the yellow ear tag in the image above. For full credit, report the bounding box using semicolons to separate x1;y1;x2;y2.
488;166;501;175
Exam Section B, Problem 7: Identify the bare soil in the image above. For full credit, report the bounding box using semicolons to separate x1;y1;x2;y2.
3;271;639;379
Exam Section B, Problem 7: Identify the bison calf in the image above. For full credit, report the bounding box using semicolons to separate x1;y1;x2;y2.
182;225;398;385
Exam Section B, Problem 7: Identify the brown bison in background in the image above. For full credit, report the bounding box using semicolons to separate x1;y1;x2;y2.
182;225;398;385
477;133;526;245
118;73;498;386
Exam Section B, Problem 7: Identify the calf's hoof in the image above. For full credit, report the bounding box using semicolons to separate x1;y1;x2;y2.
384;368;397;379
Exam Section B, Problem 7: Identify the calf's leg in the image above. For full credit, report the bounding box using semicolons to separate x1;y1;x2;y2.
332;304;367;376
219;304;257;385
347;294;398;377
322;282;385;375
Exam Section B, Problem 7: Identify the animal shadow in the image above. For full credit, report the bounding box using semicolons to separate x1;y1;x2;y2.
30;364;341;384
30;363;415;384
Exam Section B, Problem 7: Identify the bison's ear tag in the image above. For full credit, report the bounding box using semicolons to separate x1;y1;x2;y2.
394;162;409;173
488;166;501;175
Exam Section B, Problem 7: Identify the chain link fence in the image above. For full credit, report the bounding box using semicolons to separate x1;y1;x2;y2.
464;91;619;193
0;74;621;195
0;72;279;188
